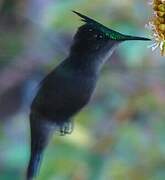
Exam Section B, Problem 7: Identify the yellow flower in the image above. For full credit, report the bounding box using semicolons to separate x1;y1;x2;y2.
147;0;165;56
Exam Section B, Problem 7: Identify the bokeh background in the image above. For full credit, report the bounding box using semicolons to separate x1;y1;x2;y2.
0;0;165;180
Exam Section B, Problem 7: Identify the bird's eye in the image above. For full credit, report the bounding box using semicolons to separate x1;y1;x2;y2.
99;35;103;39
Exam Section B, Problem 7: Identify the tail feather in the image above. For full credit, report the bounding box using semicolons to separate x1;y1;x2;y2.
27;150;42;180
27;112;53;180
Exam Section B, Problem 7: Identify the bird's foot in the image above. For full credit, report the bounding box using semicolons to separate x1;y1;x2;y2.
59;121;74;136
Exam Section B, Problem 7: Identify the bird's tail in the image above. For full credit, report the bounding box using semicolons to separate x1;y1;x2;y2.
27;112;53;180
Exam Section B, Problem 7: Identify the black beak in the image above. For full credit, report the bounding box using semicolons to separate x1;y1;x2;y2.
122;35;151;41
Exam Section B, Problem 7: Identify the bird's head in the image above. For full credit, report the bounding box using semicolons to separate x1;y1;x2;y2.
71;11;150;58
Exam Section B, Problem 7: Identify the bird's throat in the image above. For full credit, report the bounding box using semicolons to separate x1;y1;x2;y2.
68;44;118;75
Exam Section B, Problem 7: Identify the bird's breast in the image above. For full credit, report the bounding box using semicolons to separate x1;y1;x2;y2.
31;72;97;120
64;74;97;106
50;74;97;119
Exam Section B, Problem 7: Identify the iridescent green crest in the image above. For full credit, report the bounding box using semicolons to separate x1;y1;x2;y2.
73;11;150;41
73;11;128;41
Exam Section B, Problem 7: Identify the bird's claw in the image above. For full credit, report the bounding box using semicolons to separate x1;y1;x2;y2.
59;121;74;136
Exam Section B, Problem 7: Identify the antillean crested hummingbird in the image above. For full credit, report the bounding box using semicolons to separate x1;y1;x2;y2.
27;11;150;180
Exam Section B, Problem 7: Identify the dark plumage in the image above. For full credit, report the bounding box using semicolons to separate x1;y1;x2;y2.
27;11;150;180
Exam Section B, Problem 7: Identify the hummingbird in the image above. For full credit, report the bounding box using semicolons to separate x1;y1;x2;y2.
27;11;150;180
